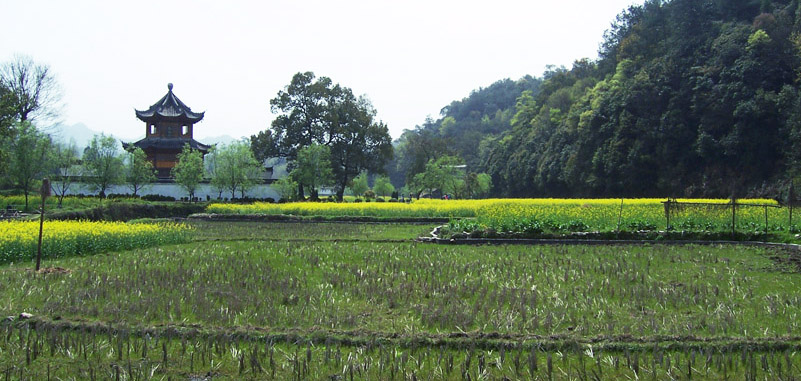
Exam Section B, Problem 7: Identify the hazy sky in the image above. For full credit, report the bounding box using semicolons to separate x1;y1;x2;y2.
2;0;639;141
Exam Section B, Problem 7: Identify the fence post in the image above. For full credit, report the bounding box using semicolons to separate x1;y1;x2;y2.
664;199;671;230
790;183;795;231
36;178;51;272
731;197;736;240
765;205;768;237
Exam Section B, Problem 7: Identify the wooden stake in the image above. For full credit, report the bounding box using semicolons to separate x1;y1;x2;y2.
36;178;50;272
790;182;795;230
731;196;736;240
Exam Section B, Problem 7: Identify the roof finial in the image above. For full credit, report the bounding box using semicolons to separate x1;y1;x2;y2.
167;83;173;91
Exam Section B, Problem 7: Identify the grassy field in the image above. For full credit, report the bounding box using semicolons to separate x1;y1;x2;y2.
0;195;138;212
1;221;801;378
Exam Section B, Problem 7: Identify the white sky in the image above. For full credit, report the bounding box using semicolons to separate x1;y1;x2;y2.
2;0;639;141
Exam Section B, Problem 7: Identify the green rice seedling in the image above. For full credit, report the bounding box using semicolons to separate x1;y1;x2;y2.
1;221;800;378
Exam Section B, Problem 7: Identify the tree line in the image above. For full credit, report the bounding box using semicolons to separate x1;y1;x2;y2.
250;72;492;201
2;124;264;210
2;59;401;207
0;56;266;209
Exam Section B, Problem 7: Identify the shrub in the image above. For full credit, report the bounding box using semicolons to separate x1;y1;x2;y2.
364;190;376;200
107;193;138;199
141;194;176;202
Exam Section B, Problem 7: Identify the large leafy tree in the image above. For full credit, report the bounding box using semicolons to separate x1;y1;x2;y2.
372;175;395;198
410;155;464;199
82;134;123;198
252;72;333;198
172;144;204;201
4;122;52;210
124;146;156;196
348;172;369;198
0;85;16;177
211;141;263;199
49;140;80;207
460;172;492;199
252;72;392;201
290;143;333;200
271;177;298;202
204;146;225;199
328;90;393;201
0;83;16;140
0;55;61;124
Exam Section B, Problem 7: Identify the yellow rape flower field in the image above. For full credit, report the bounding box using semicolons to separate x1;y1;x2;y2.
207;198;798;237
209;198;481;218
0;220;192;264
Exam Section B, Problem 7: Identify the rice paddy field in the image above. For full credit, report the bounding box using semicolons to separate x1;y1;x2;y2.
1;220;801;379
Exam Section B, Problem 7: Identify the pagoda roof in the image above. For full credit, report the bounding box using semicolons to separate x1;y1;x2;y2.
123;137;211;153
135;83;205;123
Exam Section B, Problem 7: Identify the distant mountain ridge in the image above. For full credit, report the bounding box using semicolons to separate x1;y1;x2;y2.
50;123;135;153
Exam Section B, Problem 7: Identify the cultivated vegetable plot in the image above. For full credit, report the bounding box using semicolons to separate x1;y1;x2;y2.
445;199;791;238
208;198;798;239
0;220;192;264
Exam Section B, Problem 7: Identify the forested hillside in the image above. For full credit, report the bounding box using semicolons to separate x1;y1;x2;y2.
397;0;801;198
389;77;541;187
485;0;801;197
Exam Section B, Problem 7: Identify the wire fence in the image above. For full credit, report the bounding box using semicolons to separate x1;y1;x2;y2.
662;198;785;237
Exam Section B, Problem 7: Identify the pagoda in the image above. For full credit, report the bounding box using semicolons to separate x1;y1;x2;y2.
123;83;211;178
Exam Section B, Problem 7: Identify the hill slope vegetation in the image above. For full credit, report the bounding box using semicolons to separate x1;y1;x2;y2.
486;0;801;197
399;0;801;198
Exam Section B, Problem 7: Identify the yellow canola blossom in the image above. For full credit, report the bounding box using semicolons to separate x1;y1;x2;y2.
207;198;784;231
0;220;191;264
208;199;480;218
208;198;776;217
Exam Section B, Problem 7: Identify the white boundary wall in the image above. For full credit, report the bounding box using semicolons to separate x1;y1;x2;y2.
59;182;281;201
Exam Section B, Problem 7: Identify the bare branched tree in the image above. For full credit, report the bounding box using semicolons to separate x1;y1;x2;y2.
0;55;62;125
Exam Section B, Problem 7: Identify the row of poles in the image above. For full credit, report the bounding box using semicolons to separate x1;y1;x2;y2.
663;198;783;238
